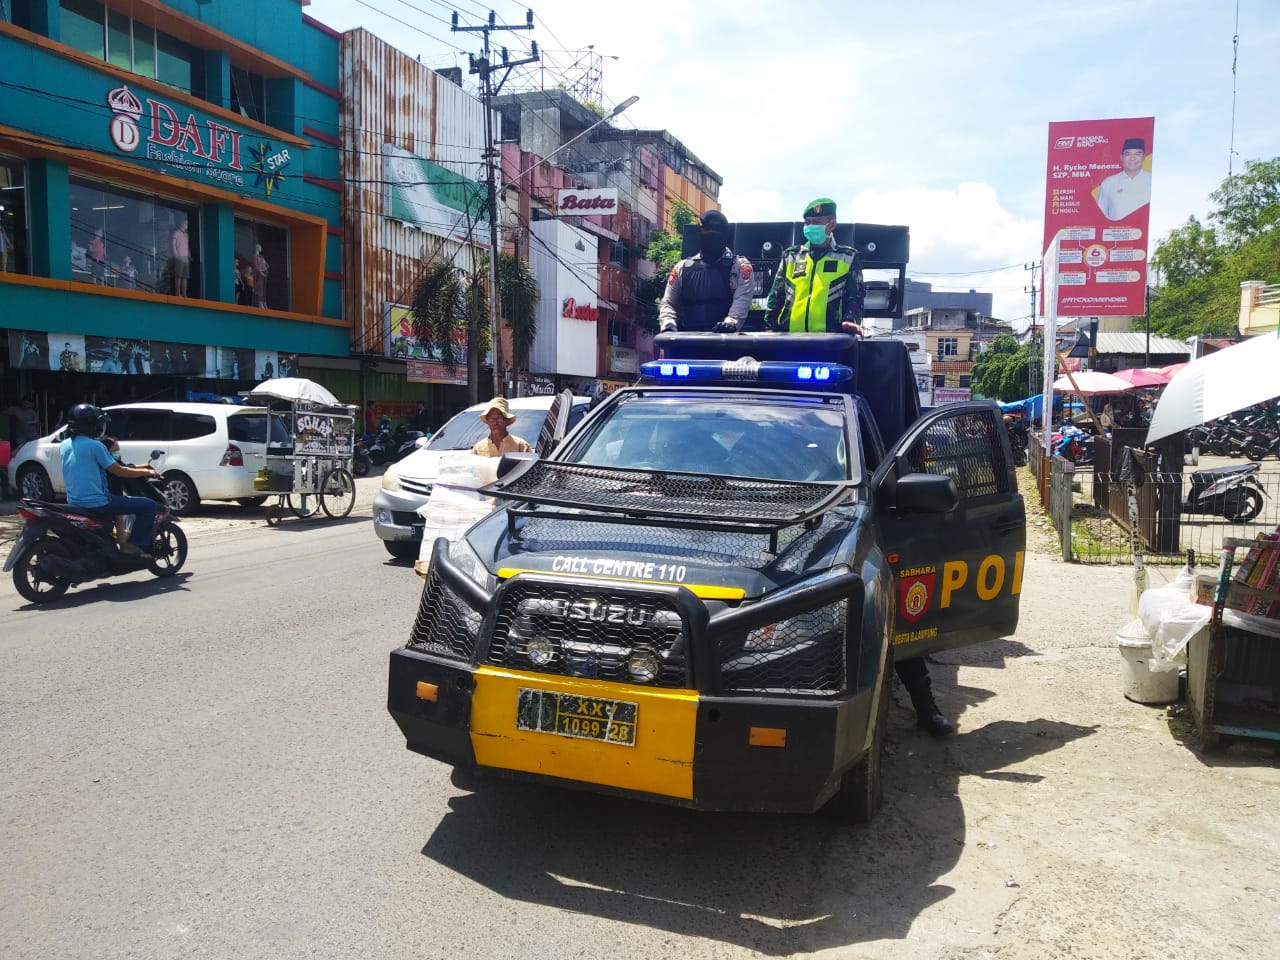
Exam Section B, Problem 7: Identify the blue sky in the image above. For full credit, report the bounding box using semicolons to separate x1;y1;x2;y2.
307;0;1280;321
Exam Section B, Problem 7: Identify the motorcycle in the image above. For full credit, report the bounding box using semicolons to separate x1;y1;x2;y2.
352;437;372;478
1005;418;1029;467
3;450;188;604
1053;425;1095;465
364;416;394;466
1183;462;1267;523
391;424;429;462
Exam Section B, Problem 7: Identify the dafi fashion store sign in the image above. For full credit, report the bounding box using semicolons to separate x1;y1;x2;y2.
105;84;292;197
382;145;489;243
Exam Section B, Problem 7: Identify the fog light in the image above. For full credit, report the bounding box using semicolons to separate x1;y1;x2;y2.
627;650;661;683
376;509;391;524
526;637;556;667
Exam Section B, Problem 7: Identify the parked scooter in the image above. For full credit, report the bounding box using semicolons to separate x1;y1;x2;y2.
362;416;395;465
4;450;188;604
1183;462;1267;523
391;423;429;462
352;437;373;477
1053;425;1095;465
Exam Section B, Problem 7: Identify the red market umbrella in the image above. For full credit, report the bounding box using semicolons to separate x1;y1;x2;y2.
1112;367;1170;388
1157;361;1189;379
1052;371;1135;394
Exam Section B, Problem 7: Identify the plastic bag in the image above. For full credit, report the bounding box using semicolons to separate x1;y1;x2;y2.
1140;567;1210;672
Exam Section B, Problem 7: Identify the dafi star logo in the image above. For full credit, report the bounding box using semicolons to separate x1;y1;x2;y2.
248;140;292;198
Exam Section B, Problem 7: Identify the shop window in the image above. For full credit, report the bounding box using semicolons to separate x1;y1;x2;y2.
233;216;290;311
0;156;29;276
959;375;972;388
59;0;104;60
57;2;198;96
230;67;267;124
69;178;200;298
106;8;130;71
156;29;197;94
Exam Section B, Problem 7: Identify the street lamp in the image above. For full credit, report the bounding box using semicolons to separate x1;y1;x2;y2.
487;95;639;395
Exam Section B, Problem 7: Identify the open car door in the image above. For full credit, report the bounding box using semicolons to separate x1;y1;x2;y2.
534;389;575;458
873;401;1026;662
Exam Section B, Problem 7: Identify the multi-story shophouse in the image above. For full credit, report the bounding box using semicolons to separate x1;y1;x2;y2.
0;0;347;436
337;27;494;428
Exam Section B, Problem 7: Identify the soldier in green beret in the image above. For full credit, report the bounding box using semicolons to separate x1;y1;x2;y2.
764;198;865;336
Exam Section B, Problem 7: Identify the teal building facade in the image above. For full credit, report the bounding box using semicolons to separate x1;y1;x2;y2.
0;0;345;438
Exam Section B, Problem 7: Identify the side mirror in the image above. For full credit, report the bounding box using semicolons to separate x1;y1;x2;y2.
414;435;431;449
886;472;959;514
496;451;537;480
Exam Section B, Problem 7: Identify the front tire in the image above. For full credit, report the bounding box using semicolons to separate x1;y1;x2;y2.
12;538;72;604
320;467;356;518
147;523;188;577
823;651;891;825
16;464;53;501
160;473;200;515
236;496;268;508
383;541;418;561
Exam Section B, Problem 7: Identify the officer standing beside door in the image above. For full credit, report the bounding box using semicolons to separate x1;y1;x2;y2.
764;198;865;336
766;197;953;736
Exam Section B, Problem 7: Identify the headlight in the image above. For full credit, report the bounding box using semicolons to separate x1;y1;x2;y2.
447;536;495;591
381;463;401;492
745;605;843;652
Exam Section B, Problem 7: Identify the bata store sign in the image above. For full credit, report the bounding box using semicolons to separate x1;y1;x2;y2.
104;84;291;194
556;188;619;215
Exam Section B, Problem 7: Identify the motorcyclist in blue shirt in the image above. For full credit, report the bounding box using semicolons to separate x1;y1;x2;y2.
59;403;161;557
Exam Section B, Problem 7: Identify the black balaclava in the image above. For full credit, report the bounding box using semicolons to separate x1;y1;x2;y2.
698;210;730;262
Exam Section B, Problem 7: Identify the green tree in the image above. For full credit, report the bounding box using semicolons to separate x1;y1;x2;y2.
1149;156;1280;339
498;252;539;376
409;258;489;405
971;333;1031;402
410;252;539;404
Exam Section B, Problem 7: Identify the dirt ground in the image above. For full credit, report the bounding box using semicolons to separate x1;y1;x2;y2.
862;478;1280;959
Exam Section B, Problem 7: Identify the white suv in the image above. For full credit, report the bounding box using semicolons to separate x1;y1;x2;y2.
373;394;590;560
7;402;283;514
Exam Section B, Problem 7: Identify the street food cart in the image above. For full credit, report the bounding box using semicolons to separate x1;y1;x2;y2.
245;378;357;525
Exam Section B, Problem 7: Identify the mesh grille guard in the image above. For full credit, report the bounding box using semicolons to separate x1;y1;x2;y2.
487;460;850;537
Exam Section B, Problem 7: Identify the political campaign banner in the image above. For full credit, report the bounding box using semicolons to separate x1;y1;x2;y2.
1043;117;1155;317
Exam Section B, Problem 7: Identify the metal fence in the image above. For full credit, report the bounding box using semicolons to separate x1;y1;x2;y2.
1040;451;1280;565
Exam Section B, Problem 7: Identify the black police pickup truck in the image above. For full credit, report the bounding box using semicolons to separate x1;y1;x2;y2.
387;327;1026;824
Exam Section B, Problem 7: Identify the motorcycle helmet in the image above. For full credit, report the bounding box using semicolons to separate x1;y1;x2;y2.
68;402;108;438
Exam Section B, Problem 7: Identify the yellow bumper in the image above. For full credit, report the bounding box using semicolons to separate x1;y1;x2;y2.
470;665;698;800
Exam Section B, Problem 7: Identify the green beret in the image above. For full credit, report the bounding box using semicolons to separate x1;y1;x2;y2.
803;197;837;218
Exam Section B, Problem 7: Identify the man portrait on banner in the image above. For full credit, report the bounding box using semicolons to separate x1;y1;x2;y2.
1095;137;1151;221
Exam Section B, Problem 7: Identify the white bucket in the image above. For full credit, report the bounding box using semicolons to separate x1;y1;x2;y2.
1118;631;1180;704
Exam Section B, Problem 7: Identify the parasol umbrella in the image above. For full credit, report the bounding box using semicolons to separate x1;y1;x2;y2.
1157;361;1188;379
1146;334;1280;443
1051;371;1135;394
1111;367;1170;388
248;377;341;407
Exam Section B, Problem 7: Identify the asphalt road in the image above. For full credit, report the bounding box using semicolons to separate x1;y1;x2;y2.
2;485;1277;960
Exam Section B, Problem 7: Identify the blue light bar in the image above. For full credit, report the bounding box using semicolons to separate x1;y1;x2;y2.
641;359;853;384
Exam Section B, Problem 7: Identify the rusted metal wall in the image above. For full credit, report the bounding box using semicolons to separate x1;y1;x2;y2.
340;29;491;357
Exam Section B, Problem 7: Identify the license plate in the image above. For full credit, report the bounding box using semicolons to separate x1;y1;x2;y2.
515;688;638;746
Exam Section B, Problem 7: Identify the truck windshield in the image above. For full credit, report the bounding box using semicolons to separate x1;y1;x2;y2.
562;394;853;483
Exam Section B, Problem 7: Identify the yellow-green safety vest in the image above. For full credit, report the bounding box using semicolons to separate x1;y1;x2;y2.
782;248;857;332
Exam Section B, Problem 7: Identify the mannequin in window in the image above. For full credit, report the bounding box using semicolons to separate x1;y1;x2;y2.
88;228;107;283
0;216;12;273
252;243;269;308
171;218;190;296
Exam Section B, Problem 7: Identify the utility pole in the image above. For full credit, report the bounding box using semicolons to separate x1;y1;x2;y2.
453;9;538;401
1024;260;1040;397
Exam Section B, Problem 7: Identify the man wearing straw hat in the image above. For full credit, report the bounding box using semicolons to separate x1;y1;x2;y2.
471;397;533;458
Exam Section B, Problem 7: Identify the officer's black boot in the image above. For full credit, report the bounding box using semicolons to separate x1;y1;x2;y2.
904;676;955;738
